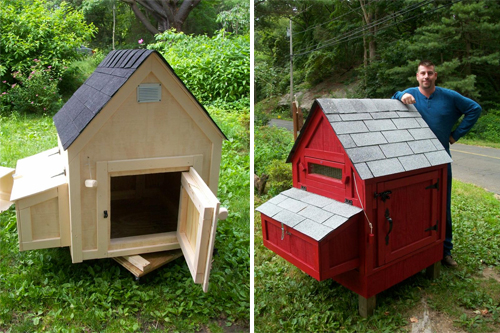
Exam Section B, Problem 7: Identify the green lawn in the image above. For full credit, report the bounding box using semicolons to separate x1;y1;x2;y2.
0;109;250;332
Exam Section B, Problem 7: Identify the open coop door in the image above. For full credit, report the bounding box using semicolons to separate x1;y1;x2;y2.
177;167;227;292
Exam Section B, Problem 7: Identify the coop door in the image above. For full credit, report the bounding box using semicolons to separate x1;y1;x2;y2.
177;167;220;292
376;171;440;266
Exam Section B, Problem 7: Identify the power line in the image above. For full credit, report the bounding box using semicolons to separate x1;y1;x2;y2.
294;0;433;55
294;0;445;57
292;1;373;36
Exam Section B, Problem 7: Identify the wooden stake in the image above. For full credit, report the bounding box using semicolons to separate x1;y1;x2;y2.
359;295;376;317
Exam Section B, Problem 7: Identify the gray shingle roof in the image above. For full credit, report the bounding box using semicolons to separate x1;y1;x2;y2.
287;98;452;179
256;188;362;241
54;49;226;150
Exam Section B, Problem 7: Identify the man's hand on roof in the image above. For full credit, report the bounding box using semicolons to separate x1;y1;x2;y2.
401;93;416;105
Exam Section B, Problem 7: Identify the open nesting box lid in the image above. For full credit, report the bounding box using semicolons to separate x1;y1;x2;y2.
10;147;67;202
257;187;362;241
0;166;15;212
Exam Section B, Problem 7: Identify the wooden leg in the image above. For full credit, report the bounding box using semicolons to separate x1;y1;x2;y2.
359;295;376;318
425;261;441;280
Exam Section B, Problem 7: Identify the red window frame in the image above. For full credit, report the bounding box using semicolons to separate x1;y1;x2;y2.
304;157;345;189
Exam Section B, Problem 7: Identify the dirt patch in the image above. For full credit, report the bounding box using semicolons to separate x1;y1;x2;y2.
482;266;500;283
404;298;466;333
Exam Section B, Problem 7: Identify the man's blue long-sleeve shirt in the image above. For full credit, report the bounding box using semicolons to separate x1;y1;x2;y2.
392;87;481;152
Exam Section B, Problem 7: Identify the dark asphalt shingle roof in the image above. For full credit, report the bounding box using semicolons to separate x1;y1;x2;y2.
287;98;452;179
54;49;226;150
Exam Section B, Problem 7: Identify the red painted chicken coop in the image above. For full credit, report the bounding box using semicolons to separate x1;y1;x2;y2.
257;98;452;316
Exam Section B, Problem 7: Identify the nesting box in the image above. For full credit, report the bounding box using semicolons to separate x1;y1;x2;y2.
0;49;228;292
257;98;451;315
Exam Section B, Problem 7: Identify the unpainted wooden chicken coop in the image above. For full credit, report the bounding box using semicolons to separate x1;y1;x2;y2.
0;49;228;291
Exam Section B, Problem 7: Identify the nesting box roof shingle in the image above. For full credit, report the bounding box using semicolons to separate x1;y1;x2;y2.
53;49;226;150
256;187;362;241
287;98;452;179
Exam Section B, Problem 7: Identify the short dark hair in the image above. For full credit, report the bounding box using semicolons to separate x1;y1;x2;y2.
418;60;435;69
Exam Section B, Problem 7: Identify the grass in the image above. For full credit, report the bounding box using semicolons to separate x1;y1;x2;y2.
458;138;500;150
0;107;250;332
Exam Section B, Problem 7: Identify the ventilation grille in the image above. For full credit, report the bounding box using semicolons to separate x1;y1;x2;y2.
137;83;161;103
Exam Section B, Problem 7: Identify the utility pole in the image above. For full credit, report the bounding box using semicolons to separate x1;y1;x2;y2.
112;2;116;50
289;19;293;119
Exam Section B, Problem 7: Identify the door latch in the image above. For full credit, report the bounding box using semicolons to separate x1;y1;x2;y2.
385;208;393;245
103;210;108;218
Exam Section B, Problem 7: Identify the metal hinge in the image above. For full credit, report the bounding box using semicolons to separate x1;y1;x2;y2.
425;220;438;232
425;179;440;191
374;190;392;202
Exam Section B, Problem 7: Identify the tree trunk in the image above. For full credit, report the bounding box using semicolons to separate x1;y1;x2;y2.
359;0;377;64
121;0;201;35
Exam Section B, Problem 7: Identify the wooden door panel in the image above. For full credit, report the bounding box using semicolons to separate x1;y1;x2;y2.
377;172;439;265
177;167;220;292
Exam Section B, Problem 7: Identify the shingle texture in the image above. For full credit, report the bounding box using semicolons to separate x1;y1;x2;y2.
54;49;225;150
256;188;362;241
288;98;452;179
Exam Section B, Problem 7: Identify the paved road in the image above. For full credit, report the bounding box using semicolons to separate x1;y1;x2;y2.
450;144;500;195
268;119;500;195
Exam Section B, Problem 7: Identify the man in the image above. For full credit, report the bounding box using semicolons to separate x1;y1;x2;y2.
392;60;481;267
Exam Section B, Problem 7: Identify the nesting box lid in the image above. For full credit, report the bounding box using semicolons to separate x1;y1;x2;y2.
256;187;362;241
287;99;452;179
53;49;226;151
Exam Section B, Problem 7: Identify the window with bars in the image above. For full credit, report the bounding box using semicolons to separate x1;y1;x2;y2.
309;163;342;180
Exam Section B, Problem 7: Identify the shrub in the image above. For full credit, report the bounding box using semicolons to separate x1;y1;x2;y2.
0;0;96;77
1;60;62;114
0;0;95;113
464;109;500;143
254;126;294;177
148;29;249;104
266;159;293;196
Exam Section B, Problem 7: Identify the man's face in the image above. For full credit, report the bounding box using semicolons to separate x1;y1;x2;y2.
416;65;437;90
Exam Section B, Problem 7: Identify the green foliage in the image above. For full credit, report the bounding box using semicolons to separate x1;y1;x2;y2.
0;0;96;113
216;0;250;35
265;160;293;197
58;52;105;99
0;105;249;331
254;104;271;126
79;0;155;50
0;0;96;76
1;60;63;114
464;109;500;143
254;125;294;178
148;30;249;104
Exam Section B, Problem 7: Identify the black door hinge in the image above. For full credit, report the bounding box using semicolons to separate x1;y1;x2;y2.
425;179;440;191
374;190;392;202
425;220;438;232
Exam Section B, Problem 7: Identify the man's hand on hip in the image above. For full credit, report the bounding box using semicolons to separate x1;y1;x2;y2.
401;93;416;104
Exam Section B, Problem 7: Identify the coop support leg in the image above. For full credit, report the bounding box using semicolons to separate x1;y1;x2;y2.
425;261;441;280
358;295;376;318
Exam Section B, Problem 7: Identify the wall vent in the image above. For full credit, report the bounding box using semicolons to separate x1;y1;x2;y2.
137;83;161;103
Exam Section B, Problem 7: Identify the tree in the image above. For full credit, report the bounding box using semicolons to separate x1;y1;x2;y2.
0;0;96;76
121;0;201;35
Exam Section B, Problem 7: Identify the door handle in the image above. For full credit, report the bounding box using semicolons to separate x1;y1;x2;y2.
385;208;393;245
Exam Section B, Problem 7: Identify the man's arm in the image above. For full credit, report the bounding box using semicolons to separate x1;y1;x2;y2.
392;90;416;104
450;92;482;142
